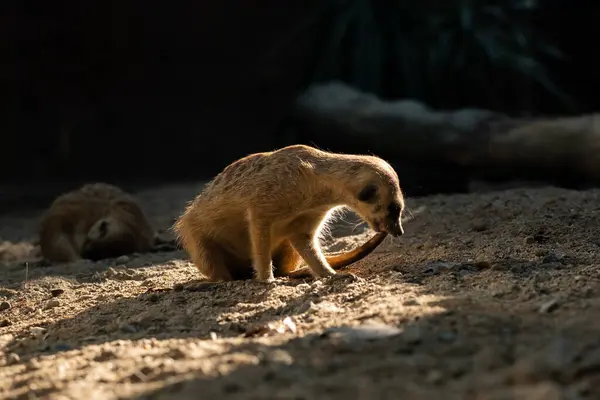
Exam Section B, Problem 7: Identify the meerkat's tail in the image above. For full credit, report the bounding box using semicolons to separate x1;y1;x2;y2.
286;232;388;279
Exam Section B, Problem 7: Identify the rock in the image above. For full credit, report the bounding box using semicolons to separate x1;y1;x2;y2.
438;331;457;343
6;352;19;365
539;298;559;313
421;261;456;275
44;299;60;309
403;299;419;306
401;325;424;344
0;301;10;311
321;323;402;342
29;327;46;337
119;324;137;333
50;288;64;297
115;255;130;265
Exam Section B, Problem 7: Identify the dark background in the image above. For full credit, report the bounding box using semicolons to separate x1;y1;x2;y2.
5;1;599;207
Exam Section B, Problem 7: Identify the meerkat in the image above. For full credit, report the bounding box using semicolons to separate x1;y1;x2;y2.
173;144;405;282
39;183;155;262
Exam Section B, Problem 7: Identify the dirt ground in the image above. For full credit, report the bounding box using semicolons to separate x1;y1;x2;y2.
1;182;600;400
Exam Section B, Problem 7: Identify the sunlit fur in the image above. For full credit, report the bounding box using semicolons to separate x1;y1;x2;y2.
173;144;404;282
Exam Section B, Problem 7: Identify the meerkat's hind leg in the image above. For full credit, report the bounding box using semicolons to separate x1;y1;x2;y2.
186;237;235;282
42;234;81;263
272;239;303;277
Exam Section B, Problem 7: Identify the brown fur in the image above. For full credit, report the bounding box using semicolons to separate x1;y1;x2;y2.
173;145;405;282
39;183;155;262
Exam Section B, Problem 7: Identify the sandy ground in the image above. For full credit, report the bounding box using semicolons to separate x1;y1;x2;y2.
1;183;600;399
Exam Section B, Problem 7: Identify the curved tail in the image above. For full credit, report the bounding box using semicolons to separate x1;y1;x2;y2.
286;232;388;279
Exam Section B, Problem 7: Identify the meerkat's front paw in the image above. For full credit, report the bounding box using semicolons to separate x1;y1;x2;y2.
255;271;276;283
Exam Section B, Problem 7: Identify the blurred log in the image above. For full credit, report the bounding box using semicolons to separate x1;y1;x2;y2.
293;81;600;187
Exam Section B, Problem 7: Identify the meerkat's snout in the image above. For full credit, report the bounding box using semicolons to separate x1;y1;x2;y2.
387;219;404;237
381;200;404;237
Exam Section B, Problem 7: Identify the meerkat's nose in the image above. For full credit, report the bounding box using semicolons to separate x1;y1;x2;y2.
388;221;404;237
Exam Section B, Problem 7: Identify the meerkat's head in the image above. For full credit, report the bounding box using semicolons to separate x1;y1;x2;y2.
82;201;154;260
343;157;405;237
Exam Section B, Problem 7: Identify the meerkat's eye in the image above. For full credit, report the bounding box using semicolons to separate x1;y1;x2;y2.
358;184;379;203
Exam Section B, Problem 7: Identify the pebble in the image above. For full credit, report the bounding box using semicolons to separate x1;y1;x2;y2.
120;324;138;333
403;299;419;306
471;220;488;232
401;325;423;344
54;343;72;352
425;261;458;274
44;299;60;309
474;260;491;270
6;352;20;365
30;327;46;337
50;289;65;297
0;319;11;327
322;323;402;342
426;370;444;384
438;331;457;343
539;298;559;313
262;349;293;365
115;255;130;265
0;301;10;311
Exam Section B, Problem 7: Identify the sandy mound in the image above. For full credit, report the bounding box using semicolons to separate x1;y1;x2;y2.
1;184;599;399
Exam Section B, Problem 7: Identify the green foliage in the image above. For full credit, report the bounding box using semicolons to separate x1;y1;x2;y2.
280;0;573;112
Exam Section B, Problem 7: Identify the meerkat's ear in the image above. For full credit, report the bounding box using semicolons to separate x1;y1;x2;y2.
357;183;378;203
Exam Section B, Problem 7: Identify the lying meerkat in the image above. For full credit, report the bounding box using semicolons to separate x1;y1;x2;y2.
39;183;155;262
173;144;405;282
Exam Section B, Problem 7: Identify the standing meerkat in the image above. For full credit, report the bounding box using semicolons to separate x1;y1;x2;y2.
39;183;155;262
173;144;405;282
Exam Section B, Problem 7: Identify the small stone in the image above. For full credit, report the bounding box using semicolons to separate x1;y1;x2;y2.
459;270;472;278
209;332;218;340
50;289;64;297
0;301;10;311
44;299;60;309
403;299;419;306
401;325;423;344
426;370;444;384
539;298;559;313
115;255;130;265
30;327;46;337
6;352;20;365
438;331;457;343
120;324;137;333
54;343;72;352
185;282;219;292
474;260;491;270
542;254;561;263
421;261;455;275
0;319;11;327
322;323;402;342
471;221;488;232
263;349;293;365
525;236;536;244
